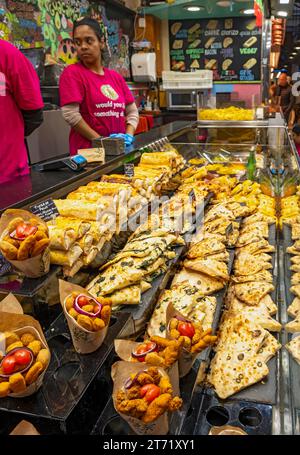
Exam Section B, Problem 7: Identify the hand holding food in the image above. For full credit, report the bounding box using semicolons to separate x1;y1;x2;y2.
65;291;112;332
0;331;50;397
115;367;182;423
168;316;217;353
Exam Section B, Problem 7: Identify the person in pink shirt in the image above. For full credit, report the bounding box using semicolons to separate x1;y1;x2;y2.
0;40;44;184
59;17;139;155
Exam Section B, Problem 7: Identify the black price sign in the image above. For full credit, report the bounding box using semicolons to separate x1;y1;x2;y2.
30;198;59;221
124;163;135;178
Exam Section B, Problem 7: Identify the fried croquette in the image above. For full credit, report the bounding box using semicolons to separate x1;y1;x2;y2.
168;396;183;412
24;361;43;385
68;308;78;319
136;372;154;386
126;385;141;400
20;333;35;346
117;398;148;419
77;314;93;331
158;376;173;395
0;382;10;397
142;393;172;423
100;305;111;325
92;318;105;331
27;340;42;357
36;349;50;368
145;367;161;385
9;373;26;393
6;341;24;352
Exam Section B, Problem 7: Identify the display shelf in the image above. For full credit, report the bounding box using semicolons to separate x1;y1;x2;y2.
181;390;273;435
0;311;131;434
0;265;60;298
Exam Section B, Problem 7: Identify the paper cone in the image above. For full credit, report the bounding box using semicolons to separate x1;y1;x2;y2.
10;420;40;435
0;295;50;398
59;279;109;354
166;302;198;378
0;209;50;278
114;339;180;390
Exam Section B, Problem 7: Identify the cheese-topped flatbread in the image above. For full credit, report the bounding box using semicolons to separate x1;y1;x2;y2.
240;222;269;238
291;272;300;286
260;294;278;315
285;315;300;333
204;205;235;222
257;333;281;363
147;284;216;337
172;268;225;294
227;298;281;332
290;264;300;273
288;297;300;318
234;253;271;276
231;269;273;284
290;284;300;298
234;282;274;306
291;256;300;264
292;224;300;240
285;335;300;365
187;238;225;259
237;239;274;255
108;285;142;306
184;257;229;281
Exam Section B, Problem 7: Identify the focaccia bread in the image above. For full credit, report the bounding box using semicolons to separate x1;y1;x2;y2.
285;315;300;333
285;336;300;365
233;282;274;306
288;297;300;318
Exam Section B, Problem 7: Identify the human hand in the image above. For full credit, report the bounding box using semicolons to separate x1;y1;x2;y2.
109;133;135;147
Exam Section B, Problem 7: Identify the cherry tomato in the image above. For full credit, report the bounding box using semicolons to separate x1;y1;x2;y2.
177;322;195;339
2;356;16;374
23;225;37;237
14;349;32;366
134;342;157;362
140;384;160;403
77;295;90;307
15;223;27;238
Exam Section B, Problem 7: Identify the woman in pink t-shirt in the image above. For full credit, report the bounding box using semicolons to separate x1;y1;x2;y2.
59;17;139;155
0;40;44;184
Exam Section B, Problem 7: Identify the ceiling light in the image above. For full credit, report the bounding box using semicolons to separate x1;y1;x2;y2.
292;52;297;55
217;1;231;6
289;56;294;59
295;47;300;50
279;0;289;3
184;6;205;11
241;8;255;14
277;11;288;17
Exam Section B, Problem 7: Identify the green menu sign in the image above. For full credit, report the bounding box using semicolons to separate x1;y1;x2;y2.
169;17;261;82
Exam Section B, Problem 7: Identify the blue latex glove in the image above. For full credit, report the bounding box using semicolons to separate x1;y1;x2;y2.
109;133;135;147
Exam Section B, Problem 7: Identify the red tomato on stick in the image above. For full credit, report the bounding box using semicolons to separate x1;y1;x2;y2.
140;384;161;402
2;356;16;374
177;322;195;338
14;349;32;366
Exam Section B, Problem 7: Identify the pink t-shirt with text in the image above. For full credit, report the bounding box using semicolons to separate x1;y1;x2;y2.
0;40;44;184
59;63;135;155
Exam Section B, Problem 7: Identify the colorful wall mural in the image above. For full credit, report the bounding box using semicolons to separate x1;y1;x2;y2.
0;0;131;77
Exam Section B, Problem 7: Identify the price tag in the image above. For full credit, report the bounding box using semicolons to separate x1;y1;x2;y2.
124;163;135;178
30;198;59;221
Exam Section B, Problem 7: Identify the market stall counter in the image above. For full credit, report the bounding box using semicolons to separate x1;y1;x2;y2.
0;121;191;213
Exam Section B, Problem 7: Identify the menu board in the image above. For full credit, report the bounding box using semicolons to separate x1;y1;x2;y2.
169;17;261;82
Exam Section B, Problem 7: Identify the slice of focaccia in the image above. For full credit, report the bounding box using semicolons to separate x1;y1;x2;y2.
234;282;274;306
288;297;300;318
285;335;300;365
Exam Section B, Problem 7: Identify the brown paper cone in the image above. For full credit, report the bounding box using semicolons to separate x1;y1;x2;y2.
10;420;40;435
0;293;23;314
59;279;109;354
0;297;50;398
0;209;50;278
111;361;180;435
166;302;198;378
114;339;180;390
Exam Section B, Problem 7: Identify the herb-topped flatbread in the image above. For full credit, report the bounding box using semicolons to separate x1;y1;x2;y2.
234;282;274;306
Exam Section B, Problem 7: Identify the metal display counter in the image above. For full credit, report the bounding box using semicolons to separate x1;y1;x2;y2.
1;115;300;435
